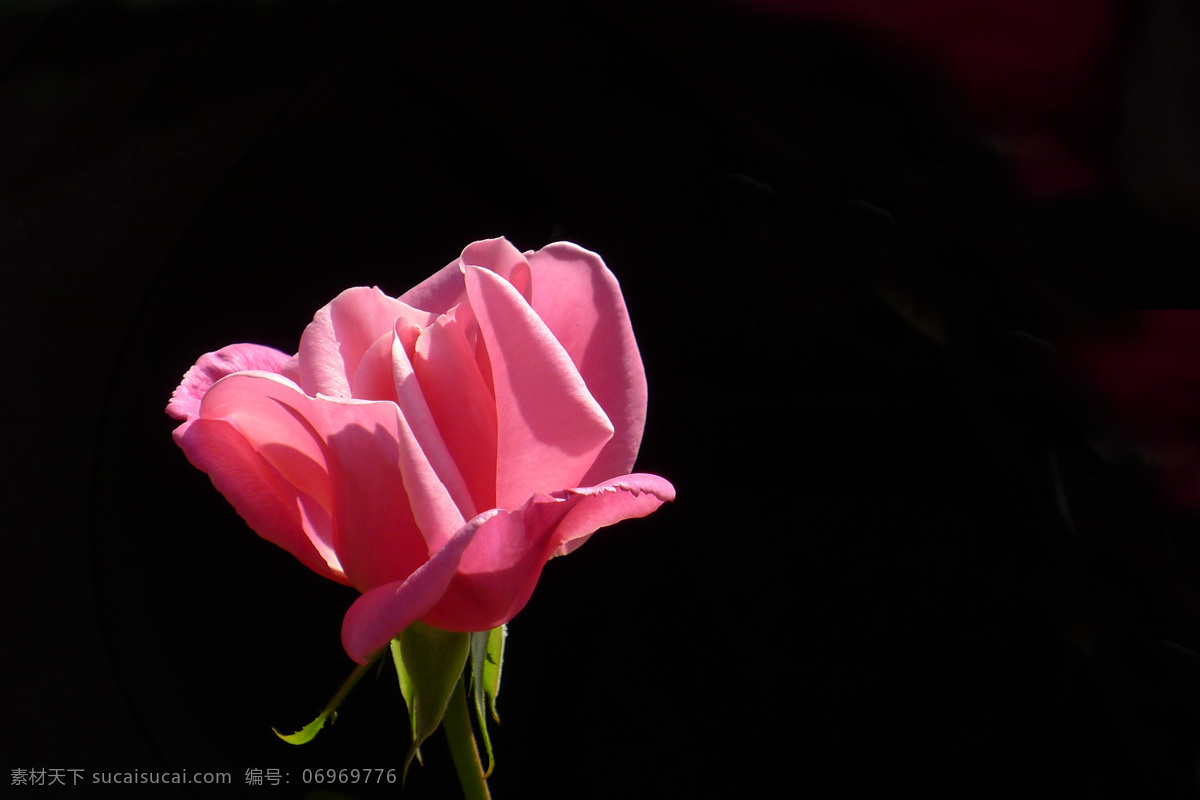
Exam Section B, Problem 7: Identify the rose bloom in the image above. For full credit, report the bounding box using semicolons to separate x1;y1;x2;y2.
168;238;674;662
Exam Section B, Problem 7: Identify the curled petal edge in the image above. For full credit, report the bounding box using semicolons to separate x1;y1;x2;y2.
340;473;675;663
552;473;676;556
167;343;292;429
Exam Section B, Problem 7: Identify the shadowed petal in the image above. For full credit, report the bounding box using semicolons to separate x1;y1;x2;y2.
173;416;347;584
399;258;466;316
200;372;464;593
198;371;334;522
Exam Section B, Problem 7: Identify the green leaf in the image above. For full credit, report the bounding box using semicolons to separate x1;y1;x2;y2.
469;625;506;777
273;714;330;746
483;624;505;723
273;654;380;745
391;621;471;780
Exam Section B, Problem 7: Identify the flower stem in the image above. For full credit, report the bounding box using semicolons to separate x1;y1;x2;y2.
443;675;491;800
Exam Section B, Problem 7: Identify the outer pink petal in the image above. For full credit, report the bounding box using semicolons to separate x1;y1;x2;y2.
199;372;334;519
343;474;673;660
552;473;677;556
526;242;649;484
340;510;499;663
421;473;676;633
295;286;433;398
172;416;348;585
167;344;292;428
398;255;467;315
460;237;533;302
201;373;464;593
398;236;532;314
313;394;466;592
464;265;615;508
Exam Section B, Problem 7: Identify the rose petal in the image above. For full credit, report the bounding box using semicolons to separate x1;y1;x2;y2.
173;416;348;584
399;236;533;314
413;306;499;515
417;498;571;635
340;509;499;663
199;371;334;522
398;258;467;316
420;473;676;632
295;286;433;398
350;330;399;403
552;473;677;556
167;344;292;427
201;372;464;592
526;242;649;484
464;265;615;508
460;237;533;303
344;473;674;660
391;319;478;528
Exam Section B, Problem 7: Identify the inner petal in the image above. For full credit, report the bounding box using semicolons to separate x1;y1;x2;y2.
413;306;499;515
463;265;614;509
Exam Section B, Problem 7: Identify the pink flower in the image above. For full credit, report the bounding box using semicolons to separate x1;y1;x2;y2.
167;238;674;662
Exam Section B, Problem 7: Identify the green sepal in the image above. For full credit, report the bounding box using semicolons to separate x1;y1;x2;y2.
469;625;506;777
390;621;471;781
481;624;506;723
273;653;380;745
389;638;420;765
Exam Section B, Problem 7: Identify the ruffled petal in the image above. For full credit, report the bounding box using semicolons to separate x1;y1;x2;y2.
551;473;677;556
167;344;292;427
464;265;614;509
526;242;649;484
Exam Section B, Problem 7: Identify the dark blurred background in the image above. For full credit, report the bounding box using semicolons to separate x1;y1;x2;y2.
7;0;1200;797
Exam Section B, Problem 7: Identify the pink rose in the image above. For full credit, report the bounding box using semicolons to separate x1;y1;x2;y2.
167;238;674;663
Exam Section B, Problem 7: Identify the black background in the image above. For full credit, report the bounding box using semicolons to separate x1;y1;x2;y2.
8;1;1200;797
